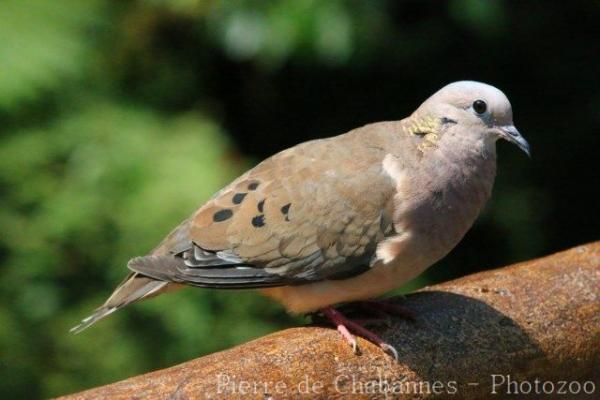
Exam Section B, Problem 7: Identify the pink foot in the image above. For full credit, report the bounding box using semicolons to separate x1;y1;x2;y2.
320;306;399;360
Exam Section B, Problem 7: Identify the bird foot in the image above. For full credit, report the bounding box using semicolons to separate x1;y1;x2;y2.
320;306;399;361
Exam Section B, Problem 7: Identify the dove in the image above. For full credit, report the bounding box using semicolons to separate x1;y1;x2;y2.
72;81;530;358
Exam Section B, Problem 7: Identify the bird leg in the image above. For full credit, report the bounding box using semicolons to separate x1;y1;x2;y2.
319;306;399;360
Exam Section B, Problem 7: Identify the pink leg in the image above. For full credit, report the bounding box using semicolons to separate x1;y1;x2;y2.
320;307;399;360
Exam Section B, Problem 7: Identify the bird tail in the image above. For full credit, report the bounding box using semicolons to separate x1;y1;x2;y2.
70;273;170;333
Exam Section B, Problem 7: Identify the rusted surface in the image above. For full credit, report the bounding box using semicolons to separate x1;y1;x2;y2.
59;242;600;399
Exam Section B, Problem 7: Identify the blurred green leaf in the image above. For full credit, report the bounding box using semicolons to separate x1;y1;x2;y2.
0;101;248;397
0;0;106;109
449;0;507;37
204;0;387;69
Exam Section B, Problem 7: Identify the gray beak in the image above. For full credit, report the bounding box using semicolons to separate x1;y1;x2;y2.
499;125;530;157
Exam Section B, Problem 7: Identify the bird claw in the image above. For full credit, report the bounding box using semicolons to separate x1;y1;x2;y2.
380;343;399;362
321;306;398;361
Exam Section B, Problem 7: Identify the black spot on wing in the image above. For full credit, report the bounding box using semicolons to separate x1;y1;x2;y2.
248;182;259;190
441;117;457;125
232;192;247;204
252;215;265;227
281;203;291;221
257;199;265;212
213;209;233;222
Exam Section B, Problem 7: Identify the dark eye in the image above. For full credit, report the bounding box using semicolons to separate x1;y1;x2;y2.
472;99;487;114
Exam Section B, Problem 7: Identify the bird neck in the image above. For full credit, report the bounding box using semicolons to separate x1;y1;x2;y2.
394;130;498;263
425;128;497;200
437;128;497;166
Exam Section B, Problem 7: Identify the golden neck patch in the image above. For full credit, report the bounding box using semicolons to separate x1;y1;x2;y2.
407;115;442;155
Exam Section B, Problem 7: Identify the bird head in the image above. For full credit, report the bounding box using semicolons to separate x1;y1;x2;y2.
418;81;530;157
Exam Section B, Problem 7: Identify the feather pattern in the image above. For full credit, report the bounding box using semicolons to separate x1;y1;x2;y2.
73;81;523;329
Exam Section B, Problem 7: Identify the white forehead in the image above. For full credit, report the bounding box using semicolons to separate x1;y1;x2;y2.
440;81;509;103
427;81;513;120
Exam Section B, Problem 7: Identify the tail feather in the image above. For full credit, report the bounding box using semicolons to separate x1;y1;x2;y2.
69;305;120;334
70;273;169;333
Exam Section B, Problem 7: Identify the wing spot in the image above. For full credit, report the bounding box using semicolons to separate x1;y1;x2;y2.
440;117;458;125
252;215;265;227
213;209;233;222
257;199;265;212
281;203;291;221
248;182;260;191
232;192;247;204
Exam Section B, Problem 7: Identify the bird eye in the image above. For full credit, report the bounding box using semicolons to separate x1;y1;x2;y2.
472;99;487;114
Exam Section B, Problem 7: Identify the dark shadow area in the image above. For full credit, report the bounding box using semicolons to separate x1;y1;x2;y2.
383;292;546;391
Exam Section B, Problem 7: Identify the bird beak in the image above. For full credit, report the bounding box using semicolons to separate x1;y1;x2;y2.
498;125;530;157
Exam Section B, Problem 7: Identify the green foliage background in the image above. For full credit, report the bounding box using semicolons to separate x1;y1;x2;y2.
0;1;597;397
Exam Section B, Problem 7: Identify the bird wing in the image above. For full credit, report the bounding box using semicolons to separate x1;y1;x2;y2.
128;130;398;289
